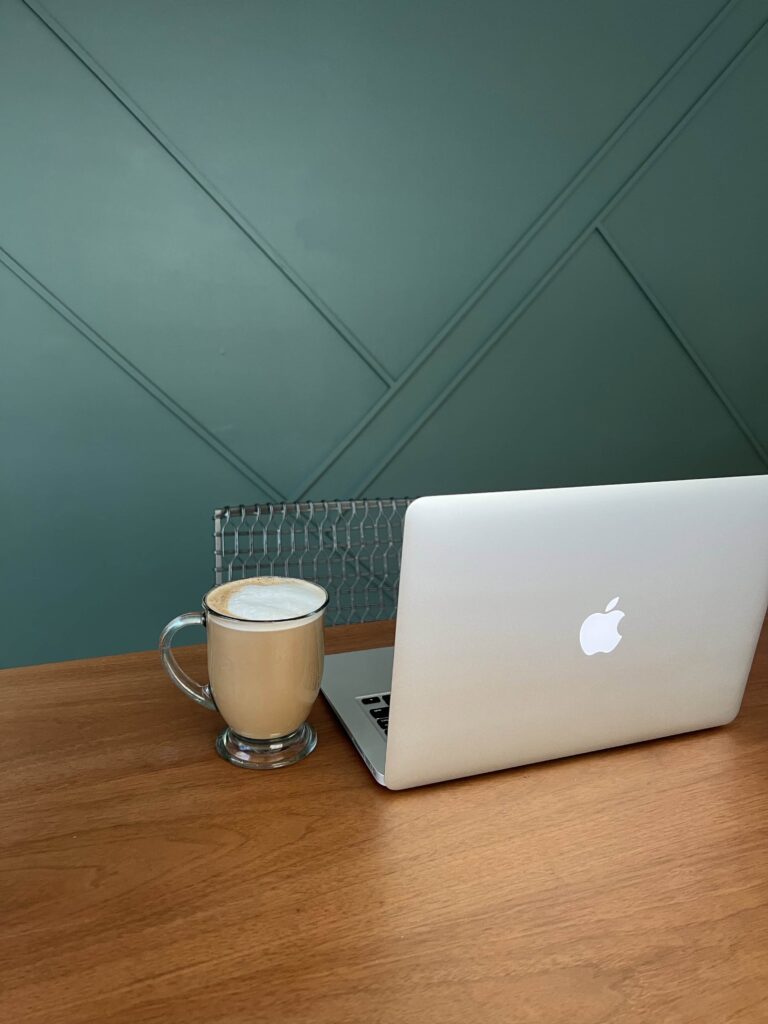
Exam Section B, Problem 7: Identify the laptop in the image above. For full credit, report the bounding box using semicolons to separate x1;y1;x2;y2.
321;475;768;790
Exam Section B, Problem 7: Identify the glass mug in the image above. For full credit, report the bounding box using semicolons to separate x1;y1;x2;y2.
159;577;328;769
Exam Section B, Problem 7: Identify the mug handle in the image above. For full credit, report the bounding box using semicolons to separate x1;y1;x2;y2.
159;612;216;710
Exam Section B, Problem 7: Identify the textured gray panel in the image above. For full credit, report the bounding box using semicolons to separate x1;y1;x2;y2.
369;234;764;496
606;31;768;449
39;0;722;376
0;263;260;667
0;2;384;497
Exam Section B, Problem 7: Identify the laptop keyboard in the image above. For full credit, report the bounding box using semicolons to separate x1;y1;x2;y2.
359;693;391;736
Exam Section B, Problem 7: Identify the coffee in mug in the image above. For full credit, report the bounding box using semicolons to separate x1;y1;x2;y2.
159;577;328;769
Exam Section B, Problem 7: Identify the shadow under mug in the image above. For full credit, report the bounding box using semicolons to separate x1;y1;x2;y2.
159;578;329;769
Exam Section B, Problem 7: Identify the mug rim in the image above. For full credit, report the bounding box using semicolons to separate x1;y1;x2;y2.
202;576;329;624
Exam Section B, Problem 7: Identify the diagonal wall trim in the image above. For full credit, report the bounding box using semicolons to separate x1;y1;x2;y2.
0;246;286;500
595;225;768;468
353;233;593;494
22;0;395;389
293;0;741;498
598;18;768;222
335;12;768;498
394;0;738;381
13;0;766;507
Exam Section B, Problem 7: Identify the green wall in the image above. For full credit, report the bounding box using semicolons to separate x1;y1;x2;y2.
1;0;767;667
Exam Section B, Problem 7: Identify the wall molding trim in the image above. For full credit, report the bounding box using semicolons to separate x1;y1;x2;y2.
308;7;768;498
21;0;395;390
596;225;768;468
0;245;285;498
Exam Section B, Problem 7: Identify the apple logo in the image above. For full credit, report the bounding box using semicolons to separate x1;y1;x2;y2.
579;597;624;656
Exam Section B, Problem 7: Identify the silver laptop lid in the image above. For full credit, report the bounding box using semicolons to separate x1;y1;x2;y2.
384;475;768;790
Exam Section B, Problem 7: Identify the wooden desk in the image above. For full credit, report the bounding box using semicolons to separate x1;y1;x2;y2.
1;620;766;1024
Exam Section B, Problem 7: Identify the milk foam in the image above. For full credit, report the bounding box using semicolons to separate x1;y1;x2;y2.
207;578;325;621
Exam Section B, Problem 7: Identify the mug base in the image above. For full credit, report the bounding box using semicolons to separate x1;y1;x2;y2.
215;723;317;770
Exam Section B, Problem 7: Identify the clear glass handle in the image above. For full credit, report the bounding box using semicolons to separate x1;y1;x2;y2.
159;612;216;710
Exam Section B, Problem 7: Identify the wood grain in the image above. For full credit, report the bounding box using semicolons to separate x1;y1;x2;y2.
0;619;766;1024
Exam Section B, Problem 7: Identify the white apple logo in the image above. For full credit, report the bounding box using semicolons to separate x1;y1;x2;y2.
579;597;624;656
